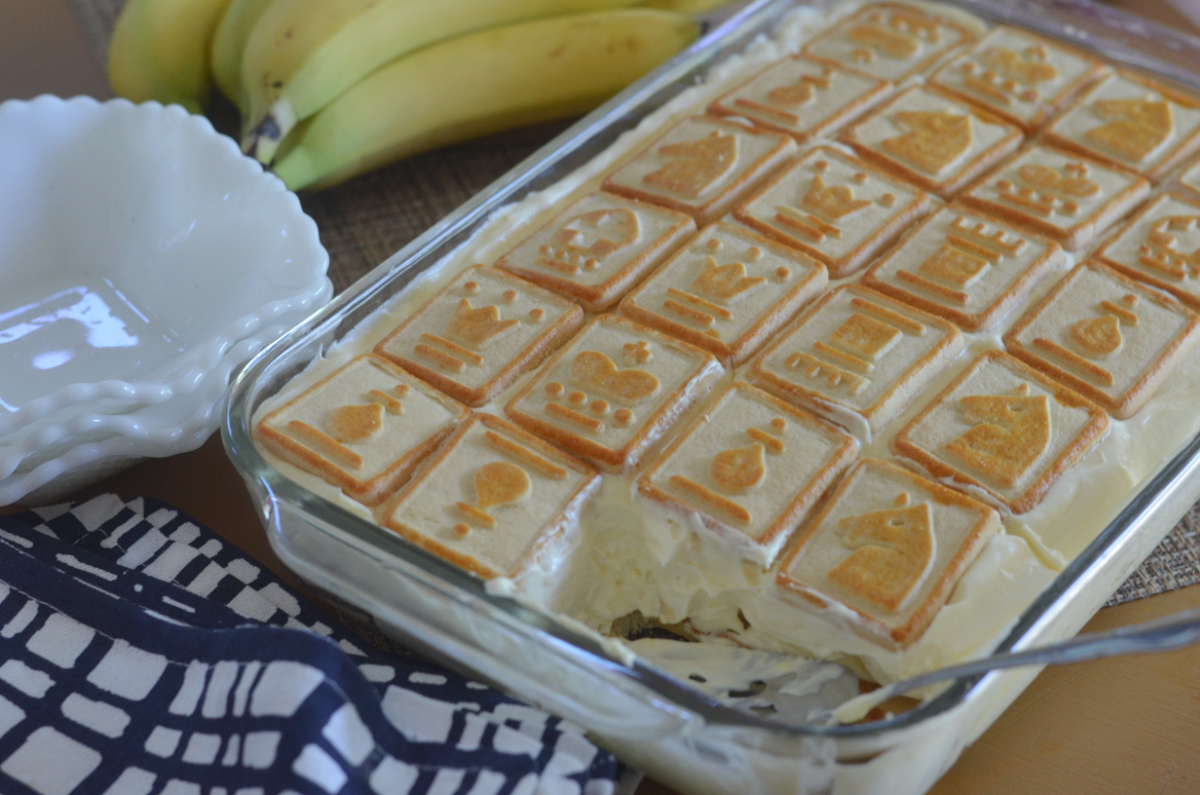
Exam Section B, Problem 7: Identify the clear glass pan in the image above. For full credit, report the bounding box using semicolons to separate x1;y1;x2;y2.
224;2;1200;792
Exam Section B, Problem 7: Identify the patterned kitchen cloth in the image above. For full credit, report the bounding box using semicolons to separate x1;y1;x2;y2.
0;494;627;795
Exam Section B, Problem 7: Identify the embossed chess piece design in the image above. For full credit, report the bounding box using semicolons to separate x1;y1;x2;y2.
880;110;973;174
961;44;1058;106
1084;98;1173;164
776;174;873;242
644;130;739;199
905;216;1028;306
844;7;942;65
668;417;788;526
944;385;1051;488
827;492;935;611
1032;293;1140;386
537;207;640;276
454;460;532;534
1138;215;1200;282
997;161;1099;218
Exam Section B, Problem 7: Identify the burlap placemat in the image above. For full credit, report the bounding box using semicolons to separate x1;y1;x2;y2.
71;0;1200;606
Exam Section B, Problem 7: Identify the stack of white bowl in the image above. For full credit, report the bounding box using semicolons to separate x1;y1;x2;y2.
0;96;333;505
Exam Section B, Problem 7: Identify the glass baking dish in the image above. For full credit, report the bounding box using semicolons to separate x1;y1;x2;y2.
223;1;1200;792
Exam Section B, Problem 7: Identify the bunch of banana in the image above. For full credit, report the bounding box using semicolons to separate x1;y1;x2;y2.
108;0;722;190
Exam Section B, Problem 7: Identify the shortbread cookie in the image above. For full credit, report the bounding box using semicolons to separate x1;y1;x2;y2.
255;354;469;505
1003;261;1200;418
1043;70;1200;181
382;414;600;580
862;205;1064;331
1172;151;1200;202
734;145;931;278
842;85;1023;198
374;265;583;406
776;457;1000;648
505;314;723;472
619;222;828;366
636;382;857;568
929;26;1106;131
802;2;977;83
891;350;1109;513
1093;191;1200;310
708;55;893;142
493;192;695;312
602;116;796;227
749;285;963;437
958;144;1149;251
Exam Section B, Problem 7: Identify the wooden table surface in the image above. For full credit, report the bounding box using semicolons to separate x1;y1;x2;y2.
3;1;1200;793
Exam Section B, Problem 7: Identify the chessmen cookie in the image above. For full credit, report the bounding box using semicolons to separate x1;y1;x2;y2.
958;144;1149;252
1043;70;1200;182
748;284;963;438
374;265;583;406
635;382;858;568
801;2;977;83
776;457;1000;649
493;192;695;312
602;116;796;227
708;55;893;143
862;205;1064;331
1093;191;1200;310
891;349;1110;514
1003;261;1200;419
505;314;723;472
734;145;931;278
1172;151;1200;202
841;85;1023;199
618;222;828;366
928;25;1107;131
382;414;600;580
255;354;469;506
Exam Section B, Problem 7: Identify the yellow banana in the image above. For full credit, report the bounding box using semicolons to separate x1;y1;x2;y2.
640;0;740;11
211;0;276;114
272;9;699;191
107;0;235;113
240;0;645;165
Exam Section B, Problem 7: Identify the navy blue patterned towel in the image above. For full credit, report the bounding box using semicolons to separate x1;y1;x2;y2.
0;495;627;795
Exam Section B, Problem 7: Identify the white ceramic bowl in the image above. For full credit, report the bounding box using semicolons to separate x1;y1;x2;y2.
0;96;332;504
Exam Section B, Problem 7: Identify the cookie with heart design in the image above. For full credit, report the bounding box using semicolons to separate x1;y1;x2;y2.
504;314;723;472
254;354;469;505
382;413;600;579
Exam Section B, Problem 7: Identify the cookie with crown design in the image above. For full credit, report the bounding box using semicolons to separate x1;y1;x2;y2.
505;314;723;472
842;85;1023;198
1003;261;1200;418
734;145;931;278
862;205;1064;331
493;192;695;312
708;55;894;142
255;354;469;505
382;414;600;580
1043;70;1200;181
802;2;977;83
636;382;857;568
618;222;828;366
602;116;796;227
929;26;1106;131
958;144;1148;252
776;457;1000;648
748;285;963;438
374;265;583;407
891;350;1109;513
1093;191;1200;311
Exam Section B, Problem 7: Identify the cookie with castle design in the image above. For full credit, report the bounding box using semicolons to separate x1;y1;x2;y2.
382;414;600;580
1003;261;1200;418
618;222;828;366
636;382;857;568
958;144;1149;252
748;285;963;438
734;145;931;278
708;55;894;142
1093;191;1200;311
841;85;1024;198
929;26;1106;131
255;354;469;506
493;192;695;312
504;314;723;472
802;2;978;83
891;350;1109;513
374;265;583;407
862;205;1065;331
776;457;1000;648
1043;70;1200;182
602;116;796;227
